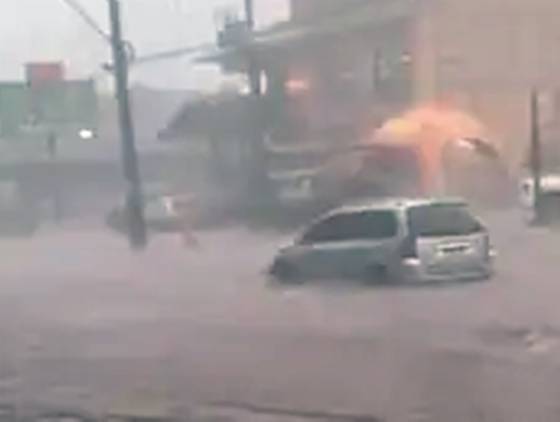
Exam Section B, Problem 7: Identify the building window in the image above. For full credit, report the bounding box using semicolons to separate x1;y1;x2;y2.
372;47;412;103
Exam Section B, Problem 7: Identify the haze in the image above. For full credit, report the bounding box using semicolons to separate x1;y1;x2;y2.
0;0;288;89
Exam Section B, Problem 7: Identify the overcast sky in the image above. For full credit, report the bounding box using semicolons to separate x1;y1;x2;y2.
0;0;288;90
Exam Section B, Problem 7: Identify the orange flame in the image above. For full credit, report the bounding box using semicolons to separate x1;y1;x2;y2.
371;104;487;192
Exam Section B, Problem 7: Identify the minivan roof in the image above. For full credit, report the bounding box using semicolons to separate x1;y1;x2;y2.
332;197;468;215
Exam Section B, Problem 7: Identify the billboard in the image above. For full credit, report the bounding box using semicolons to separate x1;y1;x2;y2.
29;80;98;126
26;62;65;87
0;79;97;140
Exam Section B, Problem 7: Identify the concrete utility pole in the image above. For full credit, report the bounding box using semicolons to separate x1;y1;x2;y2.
108;0;147;249
244;0;271;201
244;0;255;30
530;89;543;224
46;131;63;222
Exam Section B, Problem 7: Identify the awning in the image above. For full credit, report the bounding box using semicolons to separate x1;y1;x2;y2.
159;93;263;142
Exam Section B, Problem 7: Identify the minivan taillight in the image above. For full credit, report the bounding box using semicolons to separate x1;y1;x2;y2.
400;236;418;258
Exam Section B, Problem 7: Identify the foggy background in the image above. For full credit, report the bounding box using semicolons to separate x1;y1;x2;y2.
0;0;289;90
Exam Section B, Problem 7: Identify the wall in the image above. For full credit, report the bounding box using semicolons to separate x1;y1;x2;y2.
413;0;560;167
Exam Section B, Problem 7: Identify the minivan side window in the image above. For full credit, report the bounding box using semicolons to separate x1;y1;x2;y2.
301;210;398;244
407;204;483;237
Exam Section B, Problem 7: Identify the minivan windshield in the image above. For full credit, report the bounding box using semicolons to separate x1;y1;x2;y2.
301;210;398;243
407;204;483;237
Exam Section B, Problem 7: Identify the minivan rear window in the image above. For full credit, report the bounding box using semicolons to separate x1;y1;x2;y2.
407;204;482;237
301;210;398;243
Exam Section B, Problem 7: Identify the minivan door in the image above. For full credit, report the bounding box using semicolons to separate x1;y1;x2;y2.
297;210;400;278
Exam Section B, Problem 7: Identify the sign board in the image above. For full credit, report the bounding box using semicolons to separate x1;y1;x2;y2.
30;80;97;126
26;62;65;87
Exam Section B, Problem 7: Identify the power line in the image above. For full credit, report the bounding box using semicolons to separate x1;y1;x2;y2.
132;43;214;65
59;0;212;68
102;43;211;72
59;0;111;43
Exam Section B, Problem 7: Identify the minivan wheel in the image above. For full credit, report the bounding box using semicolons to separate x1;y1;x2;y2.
270;260;302;284
363;264;389;285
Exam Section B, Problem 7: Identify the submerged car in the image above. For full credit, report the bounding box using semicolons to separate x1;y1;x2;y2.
270;197;495;284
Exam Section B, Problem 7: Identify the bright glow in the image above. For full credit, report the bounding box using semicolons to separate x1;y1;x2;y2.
162;196;176;214
371;104;488;192
456;138;477;151
79;129;95;140
402;257;421;267
239;84;251;95
285;78;311;95
401;53;413;64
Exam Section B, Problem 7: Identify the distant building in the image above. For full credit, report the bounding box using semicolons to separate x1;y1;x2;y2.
0;72;200;220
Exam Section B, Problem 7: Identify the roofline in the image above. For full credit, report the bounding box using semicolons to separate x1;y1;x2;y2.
332;197;468;214
197;0;417;64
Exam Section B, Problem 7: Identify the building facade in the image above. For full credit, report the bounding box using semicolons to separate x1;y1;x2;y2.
286;0;560;166
167;0;560;204
412;0;560;166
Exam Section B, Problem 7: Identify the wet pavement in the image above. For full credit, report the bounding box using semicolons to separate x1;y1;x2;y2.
0;210;560;421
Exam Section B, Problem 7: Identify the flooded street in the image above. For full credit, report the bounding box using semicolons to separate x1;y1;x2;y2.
0;210;558;420
5;0;560;420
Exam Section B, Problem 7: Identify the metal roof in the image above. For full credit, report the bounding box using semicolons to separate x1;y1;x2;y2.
159;92;258;141
198;0;416;63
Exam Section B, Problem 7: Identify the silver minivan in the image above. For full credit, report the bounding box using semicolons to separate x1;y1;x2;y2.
269;198;495;283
